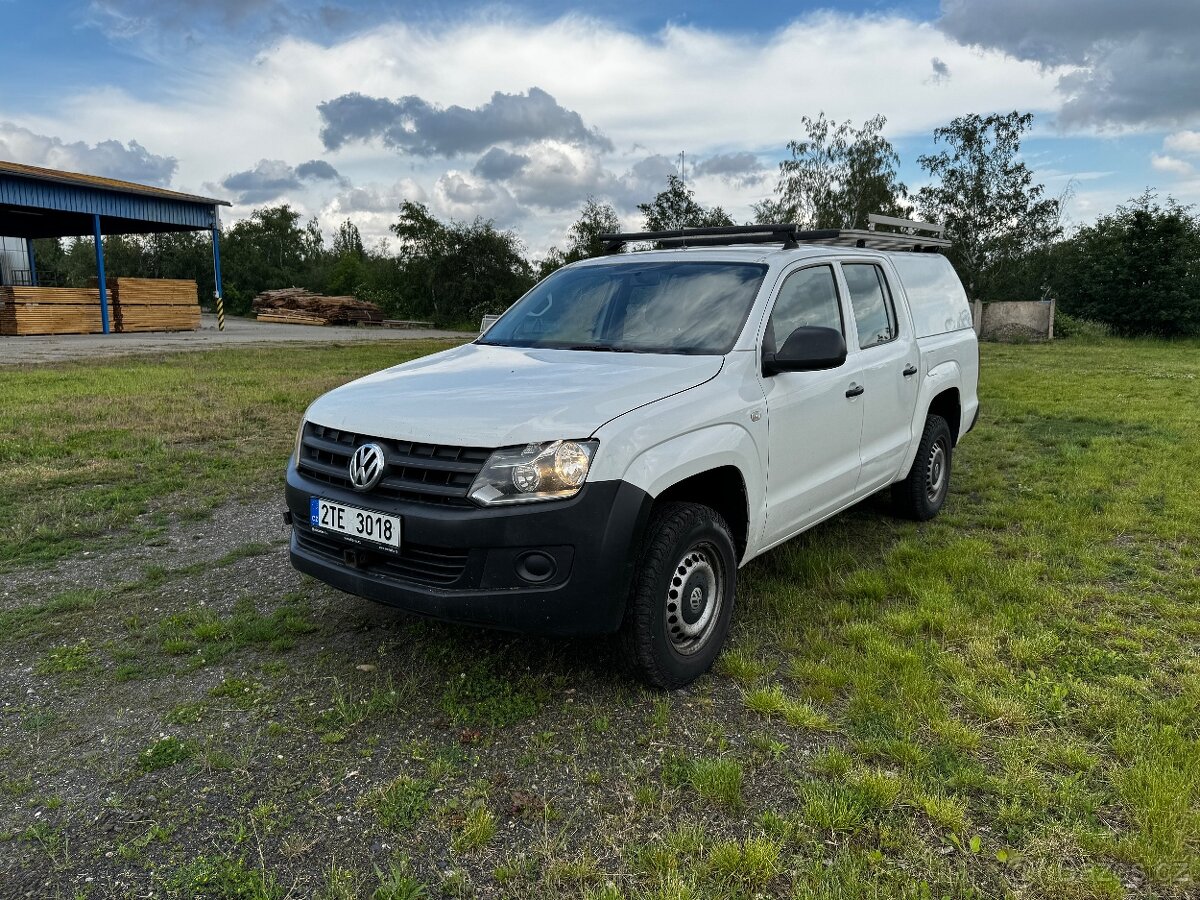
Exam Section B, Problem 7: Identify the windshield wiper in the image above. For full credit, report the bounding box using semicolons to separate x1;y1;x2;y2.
567;343;631;352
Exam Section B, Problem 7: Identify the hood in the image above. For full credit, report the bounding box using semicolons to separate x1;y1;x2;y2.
304;343;724;447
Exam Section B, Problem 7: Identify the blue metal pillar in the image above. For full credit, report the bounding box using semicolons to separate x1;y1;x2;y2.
93;214;110;334
211;225;225;331
25;238;37;286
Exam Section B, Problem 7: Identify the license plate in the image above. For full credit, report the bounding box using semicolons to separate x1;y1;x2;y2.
310;498;401;550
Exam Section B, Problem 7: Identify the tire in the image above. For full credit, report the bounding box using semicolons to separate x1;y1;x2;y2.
892;414;953;521
619;502;738;690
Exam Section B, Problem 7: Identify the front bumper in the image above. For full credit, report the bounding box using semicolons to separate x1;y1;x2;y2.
286;460;653;635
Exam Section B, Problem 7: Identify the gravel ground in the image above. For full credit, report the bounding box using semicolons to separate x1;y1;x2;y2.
0;314;470;364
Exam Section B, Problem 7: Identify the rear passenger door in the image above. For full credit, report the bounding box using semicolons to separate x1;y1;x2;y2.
839;261;919;494
760;263;864;545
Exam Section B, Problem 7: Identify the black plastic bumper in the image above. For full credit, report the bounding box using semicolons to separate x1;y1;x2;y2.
286;462;653;635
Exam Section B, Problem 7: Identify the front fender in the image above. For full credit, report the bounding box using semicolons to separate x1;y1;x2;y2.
605;423;764;564
618;423;759;500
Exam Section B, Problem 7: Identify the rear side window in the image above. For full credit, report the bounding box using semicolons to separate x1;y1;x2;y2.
765;265;842;352
842;263;897;349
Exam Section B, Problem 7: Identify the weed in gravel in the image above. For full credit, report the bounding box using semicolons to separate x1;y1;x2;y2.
919;791;969;833
34;639;95;675
706;836;783;890
209;676;266;709
716;646;769;684
441;659;545;728
164;701;207;725
138;736;196;773
17;822;69;869
1;776;32;797
687;758;744;809
743;684;833;730
0;589;103;644
369;776;432;830
373;860;429;899
156;595;318;664
798;780;868;835
451;805;496;852
320;863;361;900
164;854;282;899
315;675;409;741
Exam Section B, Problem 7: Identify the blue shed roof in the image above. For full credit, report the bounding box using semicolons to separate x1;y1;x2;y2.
0;160;231;239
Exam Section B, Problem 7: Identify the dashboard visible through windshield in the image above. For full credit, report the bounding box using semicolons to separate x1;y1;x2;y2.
478;261;769;355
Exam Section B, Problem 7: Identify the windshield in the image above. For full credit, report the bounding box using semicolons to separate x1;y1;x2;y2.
478;260;768;355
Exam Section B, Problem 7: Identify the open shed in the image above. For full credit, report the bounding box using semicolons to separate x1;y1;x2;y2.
0;160;231;334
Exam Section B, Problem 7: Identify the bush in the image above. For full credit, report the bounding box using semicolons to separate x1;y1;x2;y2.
1053;311;1110;341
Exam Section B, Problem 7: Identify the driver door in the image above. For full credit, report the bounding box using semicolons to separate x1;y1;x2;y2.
760;264;865;546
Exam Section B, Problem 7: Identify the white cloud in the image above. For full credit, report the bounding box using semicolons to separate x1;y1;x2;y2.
1151;154;1195;178
1163;130;1200;157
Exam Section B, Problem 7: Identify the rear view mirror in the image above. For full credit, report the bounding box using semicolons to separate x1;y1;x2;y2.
763;326;847;375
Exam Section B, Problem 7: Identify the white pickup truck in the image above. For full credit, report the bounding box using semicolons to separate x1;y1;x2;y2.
286;222;979;688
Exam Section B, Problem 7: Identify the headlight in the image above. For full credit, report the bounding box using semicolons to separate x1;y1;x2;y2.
469;439;598;506
293;420;306;462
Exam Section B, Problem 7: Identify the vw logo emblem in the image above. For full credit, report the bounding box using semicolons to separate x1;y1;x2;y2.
348;443;386;492
689;586;704;612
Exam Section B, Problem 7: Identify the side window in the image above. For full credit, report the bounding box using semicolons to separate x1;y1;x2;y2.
765;265;842;353
842;263;897;349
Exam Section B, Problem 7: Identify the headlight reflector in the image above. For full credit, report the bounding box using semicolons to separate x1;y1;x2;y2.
469;439;598;505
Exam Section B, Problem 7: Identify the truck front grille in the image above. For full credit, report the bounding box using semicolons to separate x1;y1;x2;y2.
298;423;491;507
294;524;470;587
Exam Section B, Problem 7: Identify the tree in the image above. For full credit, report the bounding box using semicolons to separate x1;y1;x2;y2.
916;111;1061;300
638;175;734;232
1050;192;1200;337
220;204;314;311
769;113;909;228
538;196;621;278
332;220;365;259
390;201;534;326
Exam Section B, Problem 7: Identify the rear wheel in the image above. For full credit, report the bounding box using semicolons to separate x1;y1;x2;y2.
620;502;737;689
892;414;953;521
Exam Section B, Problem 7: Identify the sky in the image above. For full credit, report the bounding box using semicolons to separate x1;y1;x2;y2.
1;0;1199;256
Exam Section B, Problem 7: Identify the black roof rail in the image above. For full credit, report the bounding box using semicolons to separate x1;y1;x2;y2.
599;218;950;253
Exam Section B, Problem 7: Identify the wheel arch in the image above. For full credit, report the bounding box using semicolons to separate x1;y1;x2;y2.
655;466;750;561
927;386;962;445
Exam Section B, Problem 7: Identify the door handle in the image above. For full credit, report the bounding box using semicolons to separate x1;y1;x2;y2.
902;364;918;377
845;383;864;398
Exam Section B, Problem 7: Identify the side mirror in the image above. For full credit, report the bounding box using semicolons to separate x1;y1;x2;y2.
763;326;847;375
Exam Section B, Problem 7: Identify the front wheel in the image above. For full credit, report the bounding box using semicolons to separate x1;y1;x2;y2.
619;502;737;689
892;414;953;521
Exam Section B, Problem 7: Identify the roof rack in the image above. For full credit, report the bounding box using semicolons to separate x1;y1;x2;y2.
599;215;950;253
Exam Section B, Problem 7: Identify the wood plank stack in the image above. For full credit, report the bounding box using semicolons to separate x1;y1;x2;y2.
252;287;384;326
0;287;104;335
111;278;200;332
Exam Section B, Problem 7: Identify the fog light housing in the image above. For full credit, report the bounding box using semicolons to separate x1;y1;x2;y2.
515;550;556;584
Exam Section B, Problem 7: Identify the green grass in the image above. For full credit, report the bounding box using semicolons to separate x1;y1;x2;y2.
0;341;459;570
3;336;1200;897
138;736;197;772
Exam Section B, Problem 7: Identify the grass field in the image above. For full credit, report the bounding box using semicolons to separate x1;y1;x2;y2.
0;336;1197;899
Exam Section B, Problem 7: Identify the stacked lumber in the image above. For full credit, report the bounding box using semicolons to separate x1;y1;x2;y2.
0;287;103;335
112;278;200;332
252;287;383;326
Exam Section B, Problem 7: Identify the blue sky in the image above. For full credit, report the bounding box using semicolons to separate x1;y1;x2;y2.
2;0;1198;253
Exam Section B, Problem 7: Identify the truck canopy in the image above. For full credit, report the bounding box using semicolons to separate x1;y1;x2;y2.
889;254;973;338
